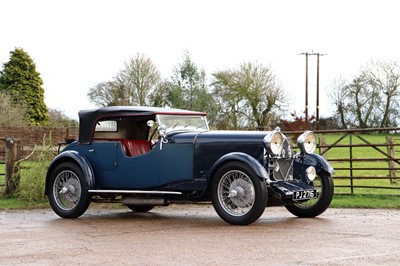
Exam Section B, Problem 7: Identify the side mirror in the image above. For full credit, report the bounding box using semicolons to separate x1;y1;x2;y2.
147;120;155;127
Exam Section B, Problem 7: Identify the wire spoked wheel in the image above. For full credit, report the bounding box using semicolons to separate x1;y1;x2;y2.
212;161;267;225
48;162;90;218
285;171;334;218
53;170;82;211
217;170;256;216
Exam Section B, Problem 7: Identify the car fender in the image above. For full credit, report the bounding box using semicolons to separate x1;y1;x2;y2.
294;153;335;178
45;150;95;195
209;152;270;183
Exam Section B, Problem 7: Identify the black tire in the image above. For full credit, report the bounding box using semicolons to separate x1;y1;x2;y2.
211;161;268;225
285;171;334;218
126;205;155;213
48;162;91;218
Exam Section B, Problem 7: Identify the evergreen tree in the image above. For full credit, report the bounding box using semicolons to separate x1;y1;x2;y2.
0;48;48;125
166;51;218;124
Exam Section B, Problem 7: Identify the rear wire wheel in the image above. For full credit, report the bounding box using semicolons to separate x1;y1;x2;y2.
212;161;267;225
48;162;91;218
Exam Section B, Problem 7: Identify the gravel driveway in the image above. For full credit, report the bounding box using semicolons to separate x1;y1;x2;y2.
1;205;400;265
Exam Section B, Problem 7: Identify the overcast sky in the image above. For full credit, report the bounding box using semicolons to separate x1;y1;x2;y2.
1;0;400;120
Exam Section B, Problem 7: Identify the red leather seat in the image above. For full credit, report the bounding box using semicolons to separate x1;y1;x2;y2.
121;139;150;156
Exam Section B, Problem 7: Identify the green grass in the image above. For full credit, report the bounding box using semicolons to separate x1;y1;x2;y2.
331;194;400;209
0;195;48;209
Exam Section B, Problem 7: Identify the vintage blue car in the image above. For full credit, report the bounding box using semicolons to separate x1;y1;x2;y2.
45;106;334;225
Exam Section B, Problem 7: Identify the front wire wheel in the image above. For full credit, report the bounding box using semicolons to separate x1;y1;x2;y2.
285;170;334;217
48;162;91;218
212;162;267;225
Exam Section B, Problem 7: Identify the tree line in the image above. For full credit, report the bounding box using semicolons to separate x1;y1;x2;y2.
88;51;287;130
2;48;400;130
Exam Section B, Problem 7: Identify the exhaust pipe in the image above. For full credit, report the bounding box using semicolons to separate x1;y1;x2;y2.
122;197;167;206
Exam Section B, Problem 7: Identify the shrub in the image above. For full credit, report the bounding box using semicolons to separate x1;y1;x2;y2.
17;134;56;203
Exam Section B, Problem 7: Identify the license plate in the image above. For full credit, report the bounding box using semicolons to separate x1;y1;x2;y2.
293;190;317;200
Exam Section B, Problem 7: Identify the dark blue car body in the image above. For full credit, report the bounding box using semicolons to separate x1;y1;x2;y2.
46;106;334;225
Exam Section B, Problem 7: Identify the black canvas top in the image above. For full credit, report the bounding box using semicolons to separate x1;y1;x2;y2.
78;106;206;143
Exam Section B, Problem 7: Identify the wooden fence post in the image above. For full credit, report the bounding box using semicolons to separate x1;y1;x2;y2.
319;137;328;159
4;138;20;195
386;136;398;185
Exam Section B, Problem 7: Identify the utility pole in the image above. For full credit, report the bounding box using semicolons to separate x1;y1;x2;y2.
299;51;326;130
300;52;309;124
316;53;321;130
314;52;326;130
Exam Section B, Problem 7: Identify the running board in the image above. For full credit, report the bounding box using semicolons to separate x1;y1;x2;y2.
88;189;182;195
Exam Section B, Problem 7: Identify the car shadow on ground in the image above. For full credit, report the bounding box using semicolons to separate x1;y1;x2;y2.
46;205;334;229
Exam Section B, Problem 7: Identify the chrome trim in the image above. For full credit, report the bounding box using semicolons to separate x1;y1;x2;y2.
88;189;182;195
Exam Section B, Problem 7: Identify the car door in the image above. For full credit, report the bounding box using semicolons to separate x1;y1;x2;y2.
96;140;194;190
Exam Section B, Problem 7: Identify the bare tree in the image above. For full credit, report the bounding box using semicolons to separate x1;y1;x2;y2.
212;62;287;130
88;78;131;107
120;53;161;106
349;71;378;128
238;62;286;129
329;60;400;128
212;70;244;129
47;109;78;127
328;77;350;128
367;61;400;127
88;53;160;107
0;92;29;126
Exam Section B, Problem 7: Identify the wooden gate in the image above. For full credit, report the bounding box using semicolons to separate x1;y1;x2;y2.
0;138;6;193
316;128;400;195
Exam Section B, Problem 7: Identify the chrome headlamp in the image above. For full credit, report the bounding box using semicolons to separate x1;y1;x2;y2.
264;131;284;156
306;166;316;182
297;130;317;154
